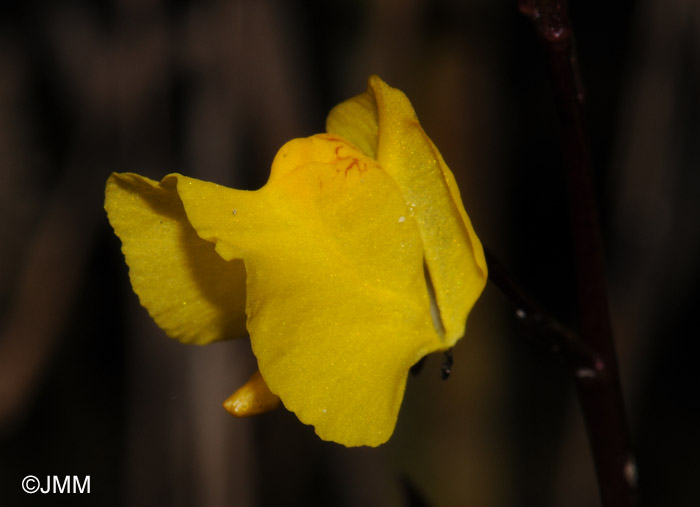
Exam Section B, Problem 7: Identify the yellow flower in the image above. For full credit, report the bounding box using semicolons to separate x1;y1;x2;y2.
104;75;487;447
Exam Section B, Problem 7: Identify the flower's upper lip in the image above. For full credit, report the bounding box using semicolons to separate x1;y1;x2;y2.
327;74;487;345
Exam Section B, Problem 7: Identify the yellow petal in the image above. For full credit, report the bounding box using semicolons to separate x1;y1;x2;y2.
326;75;488;345
104;173;247;345
223;371;281;417
173;136;442;446
325;92;378;159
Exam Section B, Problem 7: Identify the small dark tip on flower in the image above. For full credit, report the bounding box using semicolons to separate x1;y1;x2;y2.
440;349;453;380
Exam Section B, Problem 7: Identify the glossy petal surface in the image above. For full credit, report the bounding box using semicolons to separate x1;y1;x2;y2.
327;76;488;343
173;135;441;446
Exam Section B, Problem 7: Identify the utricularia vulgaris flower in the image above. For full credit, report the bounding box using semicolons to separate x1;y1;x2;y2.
105;75;487;447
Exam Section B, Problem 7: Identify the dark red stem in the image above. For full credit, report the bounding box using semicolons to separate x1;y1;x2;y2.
485;248;599;372
517;1;638;505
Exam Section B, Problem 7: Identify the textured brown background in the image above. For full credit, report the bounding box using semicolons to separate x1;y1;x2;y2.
0;0;698;506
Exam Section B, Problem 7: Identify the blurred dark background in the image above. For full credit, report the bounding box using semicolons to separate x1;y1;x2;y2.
1;0;698;505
